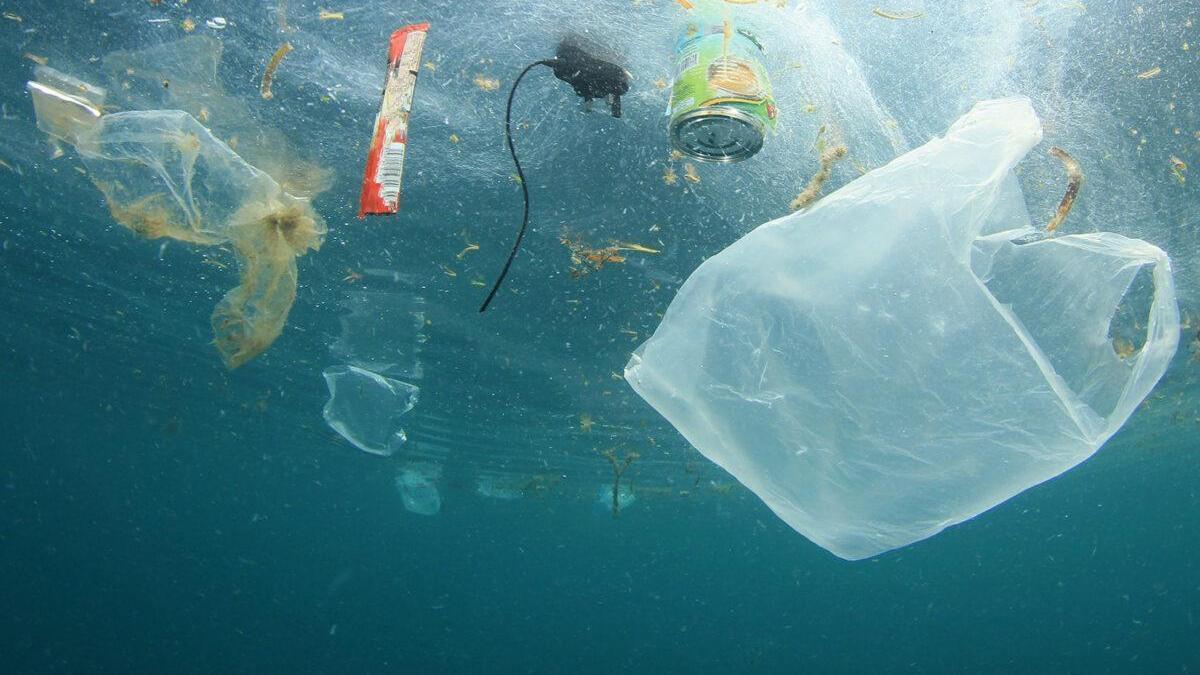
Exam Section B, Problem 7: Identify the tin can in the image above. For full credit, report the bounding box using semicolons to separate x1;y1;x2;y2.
668;21;777;163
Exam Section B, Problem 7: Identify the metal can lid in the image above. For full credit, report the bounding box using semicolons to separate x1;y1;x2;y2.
670;107;765;163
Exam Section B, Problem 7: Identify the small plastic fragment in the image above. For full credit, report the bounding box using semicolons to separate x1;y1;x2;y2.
476;474;525;500
205;17;227;30
1169;156;1187;184
872;8;923;20
396;463;442;515
26;67;106;146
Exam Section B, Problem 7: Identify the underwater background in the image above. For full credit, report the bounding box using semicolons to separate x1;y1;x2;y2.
1;0;1198;672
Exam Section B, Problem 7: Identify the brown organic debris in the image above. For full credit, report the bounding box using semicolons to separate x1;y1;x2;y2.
561;232;660;278
473;74;500;91
790;144;848;211
1046;146;1083;233
261;42;294;100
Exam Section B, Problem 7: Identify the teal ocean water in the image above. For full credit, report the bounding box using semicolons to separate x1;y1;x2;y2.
1;1;1197;673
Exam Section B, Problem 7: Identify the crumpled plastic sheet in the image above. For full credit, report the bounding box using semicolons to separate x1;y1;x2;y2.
322;364;420;456
626;97;1179;560
396;462;443;515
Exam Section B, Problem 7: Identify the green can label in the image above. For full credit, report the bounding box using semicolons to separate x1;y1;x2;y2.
669;22;777;162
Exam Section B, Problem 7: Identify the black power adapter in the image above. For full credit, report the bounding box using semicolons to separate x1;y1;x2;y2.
549;38;630;117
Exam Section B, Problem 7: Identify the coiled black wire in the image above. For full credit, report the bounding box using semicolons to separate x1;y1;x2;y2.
479;59;557;313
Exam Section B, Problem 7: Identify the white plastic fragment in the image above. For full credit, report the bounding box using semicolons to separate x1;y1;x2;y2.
397;463;442;515
322;365;419;456
25;66;105;145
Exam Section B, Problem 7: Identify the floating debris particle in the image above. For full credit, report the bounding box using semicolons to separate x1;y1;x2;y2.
1046;146;1083;233
181;18;196;32
683;163;700;184
873;8;924;20
23;53;48;66
1137;66;1162;79
261;42;293;100
601;448;639;518
3;11;22;22
206;17;227;30
1112;337;1137;360
790;144;848;211
456;242;479;259
473;74;500;91
579;413;594;432
561;233;660;278
449;133;460;143
1170;155;1187;184
441;265;457;278
663;165;678;185
319;9;344;20
201;256;229;271
615;242;661;255
277;0;291;32
653;78;669;89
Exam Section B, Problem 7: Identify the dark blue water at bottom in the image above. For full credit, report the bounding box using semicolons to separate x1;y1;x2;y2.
2;356;1197;675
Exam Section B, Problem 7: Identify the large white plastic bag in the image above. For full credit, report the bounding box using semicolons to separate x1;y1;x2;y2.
625;98;1179;561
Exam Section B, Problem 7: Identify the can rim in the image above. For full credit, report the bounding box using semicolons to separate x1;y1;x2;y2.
670;106;765;163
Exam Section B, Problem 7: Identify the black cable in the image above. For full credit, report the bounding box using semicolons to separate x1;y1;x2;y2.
479;59;557;313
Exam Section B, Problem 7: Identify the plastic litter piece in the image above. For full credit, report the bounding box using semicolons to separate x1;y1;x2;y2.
58;109;326;368
595;484;635;512
475;473;525;500
25;66;106;145
359;23;429;217
27;70;327;367
396;463;442;515
100;36;332;200
322;365;419;457
626;97;1180;560
330;288;426;379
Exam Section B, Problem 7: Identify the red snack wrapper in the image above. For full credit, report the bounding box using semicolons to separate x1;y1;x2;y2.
359;22;429;217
